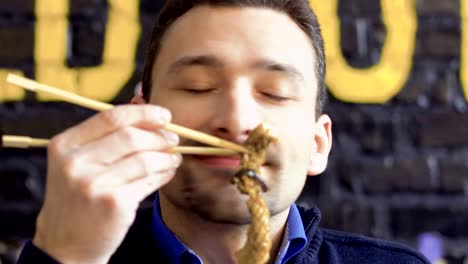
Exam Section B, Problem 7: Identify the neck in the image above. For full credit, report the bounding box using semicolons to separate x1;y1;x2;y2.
159;193;290;264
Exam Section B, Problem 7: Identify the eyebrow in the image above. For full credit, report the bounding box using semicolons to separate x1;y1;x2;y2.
167;55;223;74
167;55;304;82
253;59;304;83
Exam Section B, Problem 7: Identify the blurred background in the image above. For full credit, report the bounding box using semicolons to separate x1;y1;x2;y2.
0;0;467;263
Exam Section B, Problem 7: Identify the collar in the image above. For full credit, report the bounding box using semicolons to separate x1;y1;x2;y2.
276;204;308;263
151;193;202;264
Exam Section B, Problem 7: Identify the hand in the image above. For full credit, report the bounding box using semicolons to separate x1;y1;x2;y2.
32;105;181;264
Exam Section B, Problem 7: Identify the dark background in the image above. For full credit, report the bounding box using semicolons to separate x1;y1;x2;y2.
1;0;467;263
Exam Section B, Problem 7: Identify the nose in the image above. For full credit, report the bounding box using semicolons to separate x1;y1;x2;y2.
210;78;263;143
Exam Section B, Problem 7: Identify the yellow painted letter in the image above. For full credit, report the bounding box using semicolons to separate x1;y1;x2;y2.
0;70;25;102
461;0;468;101
35;0;140;101
309;0;417;103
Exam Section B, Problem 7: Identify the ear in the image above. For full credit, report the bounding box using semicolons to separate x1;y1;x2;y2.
307;114;332;176
130;95;146;105
130;82;146;104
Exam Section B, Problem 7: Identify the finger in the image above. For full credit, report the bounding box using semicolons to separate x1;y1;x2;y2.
76;127;179;165
91;151;181;191
113;169;176;204
51;105;172;151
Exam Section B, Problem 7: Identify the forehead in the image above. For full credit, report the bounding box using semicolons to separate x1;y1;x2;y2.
153;5;317;85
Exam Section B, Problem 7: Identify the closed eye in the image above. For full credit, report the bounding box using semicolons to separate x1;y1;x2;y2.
260;92;290;102
180;88;215;94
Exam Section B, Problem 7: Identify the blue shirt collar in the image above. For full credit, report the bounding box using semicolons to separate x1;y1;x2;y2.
151;193;307;264
151;193;202;264
278;204;307;263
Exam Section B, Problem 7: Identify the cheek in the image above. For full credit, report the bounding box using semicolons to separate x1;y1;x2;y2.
172;108;207;129
276;109;315;150
151;93;215;128
276;112;315;172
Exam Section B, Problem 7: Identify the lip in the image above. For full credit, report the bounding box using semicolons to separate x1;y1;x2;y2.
190;155;271;191
191;155;241;169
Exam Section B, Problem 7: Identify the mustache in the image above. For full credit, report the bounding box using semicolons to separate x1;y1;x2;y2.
180;138;281;166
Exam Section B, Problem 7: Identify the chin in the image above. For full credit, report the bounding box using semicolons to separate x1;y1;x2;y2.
162;183;257;224
193;190;254;224
194;204;253;225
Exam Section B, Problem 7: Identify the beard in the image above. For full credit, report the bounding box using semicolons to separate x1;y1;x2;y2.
160;160;254;224
159;137;297;224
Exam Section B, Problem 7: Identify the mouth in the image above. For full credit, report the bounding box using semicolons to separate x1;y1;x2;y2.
191;155;273;168
189;154;272;192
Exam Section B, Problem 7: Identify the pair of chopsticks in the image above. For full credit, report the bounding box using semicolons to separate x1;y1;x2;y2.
2;74;249;156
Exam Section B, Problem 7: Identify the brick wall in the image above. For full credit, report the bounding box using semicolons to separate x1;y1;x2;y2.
1;0;468;263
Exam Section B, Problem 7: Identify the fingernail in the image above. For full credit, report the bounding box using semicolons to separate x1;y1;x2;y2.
158;108;171;123
161;130;179;145
171;154;182;164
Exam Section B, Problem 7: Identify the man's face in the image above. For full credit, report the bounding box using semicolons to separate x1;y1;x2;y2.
148;5;327;223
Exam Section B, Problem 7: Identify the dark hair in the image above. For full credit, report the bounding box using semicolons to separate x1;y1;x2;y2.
141;0;327;116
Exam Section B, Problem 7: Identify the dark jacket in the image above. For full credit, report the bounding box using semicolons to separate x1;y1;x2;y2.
17;206;430;264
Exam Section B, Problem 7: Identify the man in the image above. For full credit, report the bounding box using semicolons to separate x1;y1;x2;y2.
18;1;429;263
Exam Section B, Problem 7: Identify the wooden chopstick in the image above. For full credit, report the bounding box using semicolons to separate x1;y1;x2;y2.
2;135;49;148
168;146;237;155
6;74;248;154
1;135;238;155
